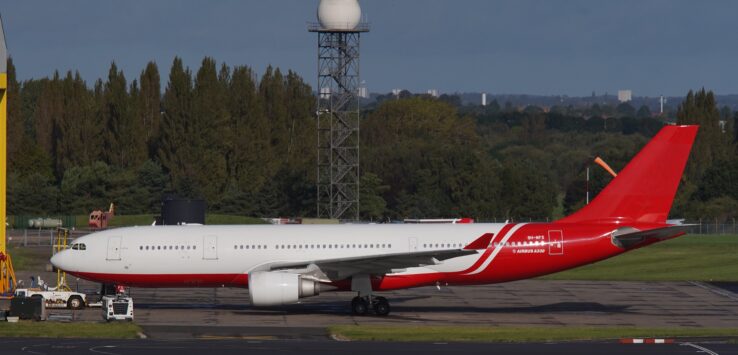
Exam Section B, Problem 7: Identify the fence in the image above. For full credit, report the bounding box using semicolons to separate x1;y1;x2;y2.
6;228;90;250
9;215;77;229
683;219;738;235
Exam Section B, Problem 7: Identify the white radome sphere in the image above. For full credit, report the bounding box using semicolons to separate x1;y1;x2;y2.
318;0;362;30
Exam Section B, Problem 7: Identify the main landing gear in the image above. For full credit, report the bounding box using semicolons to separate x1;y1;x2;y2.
351;295;390;316
350;274;390;316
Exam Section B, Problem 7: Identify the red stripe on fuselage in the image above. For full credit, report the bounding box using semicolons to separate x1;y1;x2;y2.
68;271;248;288
456;223;515;274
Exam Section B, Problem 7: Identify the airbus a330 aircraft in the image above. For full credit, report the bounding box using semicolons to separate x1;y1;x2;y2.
51;125;698;316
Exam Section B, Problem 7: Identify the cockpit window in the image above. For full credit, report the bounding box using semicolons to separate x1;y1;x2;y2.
71;243;87;251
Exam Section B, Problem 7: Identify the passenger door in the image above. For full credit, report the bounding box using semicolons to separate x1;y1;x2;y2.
203;235;218;260
106;236;122;261
408;237;418;251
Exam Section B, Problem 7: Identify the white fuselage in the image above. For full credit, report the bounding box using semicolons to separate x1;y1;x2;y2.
51;223;519;288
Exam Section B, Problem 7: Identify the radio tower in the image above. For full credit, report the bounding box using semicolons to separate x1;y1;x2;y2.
309;0;369;220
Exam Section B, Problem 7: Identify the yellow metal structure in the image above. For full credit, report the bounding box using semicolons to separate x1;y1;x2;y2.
0;13;15;296
53;228;71;291
0;71;14;296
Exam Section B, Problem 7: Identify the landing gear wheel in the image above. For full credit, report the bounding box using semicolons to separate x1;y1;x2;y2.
351;296;369;316
373;297;390;316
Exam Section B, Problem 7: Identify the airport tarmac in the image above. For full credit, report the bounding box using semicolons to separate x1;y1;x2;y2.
122;280;738;330
12;268;738;330
5;270;738;354
1;338;735;355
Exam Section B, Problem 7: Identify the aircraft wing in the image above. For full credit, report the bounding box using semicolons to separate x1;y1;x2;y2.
258;232;494;281
611;224;694;249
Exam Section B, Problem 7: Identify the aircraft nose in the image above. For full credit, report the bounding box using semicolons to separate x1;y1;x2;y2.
50;250;71;271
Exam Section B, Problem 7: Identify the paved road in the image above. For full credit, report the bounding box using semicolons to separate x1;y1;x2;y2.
1;338;735;355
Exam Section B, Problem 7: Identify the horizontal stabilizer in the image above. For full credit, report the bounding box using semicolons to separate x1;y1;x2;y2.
464;233;495;250
611;225;693;249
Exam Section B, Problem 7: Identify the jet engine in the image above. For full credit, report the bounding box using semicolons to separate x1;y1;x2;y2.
248;271;320;306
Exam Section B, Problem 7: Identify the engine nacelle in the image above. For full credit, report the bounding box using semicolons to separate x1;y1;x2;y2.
248;271;320;306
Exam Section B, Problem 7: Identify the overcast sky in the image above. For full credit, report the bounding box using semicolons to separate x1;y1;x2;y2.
2;0;738;96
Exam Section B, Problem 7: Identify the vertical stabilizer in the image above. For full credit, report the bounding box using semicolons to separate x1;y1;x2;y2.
558;125;698;224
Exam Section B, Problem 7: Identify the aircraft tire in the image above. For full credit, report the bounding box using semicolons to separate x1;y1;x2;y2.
374;297;390;316
351;296;369;316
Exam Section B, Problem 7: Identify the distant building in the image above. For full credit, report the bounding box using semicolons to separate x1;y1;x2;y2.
426;89;439;98
358;86;368;99
358;80;368;99
482;92;487;106
618;90;632;103
392;88;402;97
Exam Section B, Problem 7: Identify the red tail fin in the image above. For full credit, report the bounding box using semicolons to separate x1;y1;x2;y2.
558;125;698;224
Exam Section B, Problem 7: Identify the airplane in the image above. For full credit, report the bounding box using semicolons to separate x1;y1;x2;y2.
51;125;698;316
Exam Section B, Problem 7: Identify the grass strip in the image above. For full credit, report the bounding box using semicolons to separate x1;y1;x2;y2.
329;325;738;343
0;321;142;339
542;234;738;281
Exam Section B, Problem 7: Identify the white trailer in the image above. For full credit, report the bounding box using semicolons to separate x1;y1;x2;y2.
14;288;87;309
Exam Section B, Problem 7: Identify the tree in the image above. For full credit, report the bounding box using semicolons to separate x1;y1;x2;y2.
677;89;734;182
135;160;170;213
8;172;59;215
485;99;500;114
259;66;289;162
499;160;557;220
158;57;193;196
139;62;161;158
362;98;497;219
227;66;272;193
636;105;651;119
33;72;62;163
6;58;25;173
360;173;388;221
187;57;230;202
616;102;636;117
102;62;146;167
